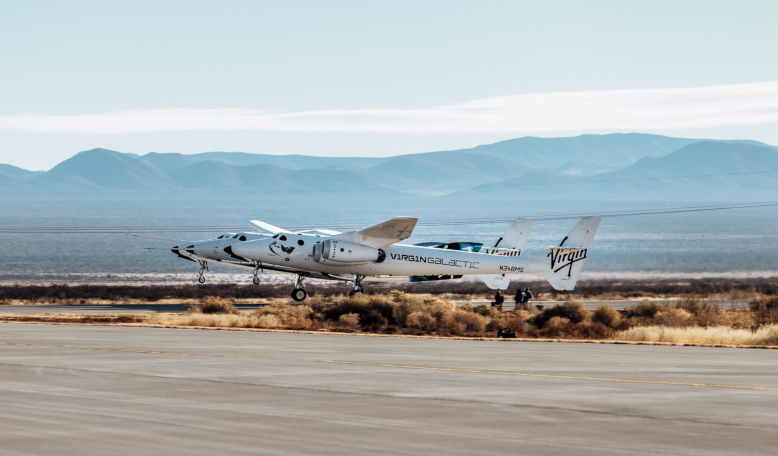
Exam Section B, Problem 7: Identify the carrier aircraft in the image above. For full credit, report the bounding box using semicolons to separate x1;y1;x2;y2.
165;217;600;302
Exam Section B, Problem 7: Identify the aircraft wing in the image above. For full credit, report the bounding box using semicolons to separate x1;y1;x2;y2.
314;229;342;236
248;220;293;234
331;217;418;249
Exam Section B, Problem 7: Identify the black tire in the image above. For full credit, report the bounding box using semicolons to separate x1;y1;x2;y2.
253;276;260;285
198;276;205;284
291;288;307;302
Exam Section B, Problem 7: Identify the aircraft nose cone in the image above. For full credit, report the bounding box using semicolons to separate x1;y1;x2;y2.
171;245;196;262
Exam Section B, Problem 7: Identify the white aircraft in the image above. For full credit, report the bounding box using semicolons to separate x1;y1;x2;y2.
168;216;600;302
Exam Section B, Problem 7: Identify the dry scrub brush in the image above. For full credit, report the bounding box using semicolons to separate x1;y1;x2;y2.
188;296;239;314
616;325;778;346
750;295;778;327
123;291;778;347
309;291;492;336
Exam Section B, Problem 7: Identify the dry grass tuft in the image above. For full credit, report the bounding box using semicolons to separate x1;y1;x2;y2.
531;301;590;328
189;296;239;315
616;325;778;346
750;295;778;326
592;305;621;329
338;313;360;328
256;304;312;329
149;313;244;327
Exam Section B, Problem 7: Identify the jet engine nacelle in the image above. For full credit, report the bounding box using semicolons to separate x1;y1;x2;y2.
312;239;379;264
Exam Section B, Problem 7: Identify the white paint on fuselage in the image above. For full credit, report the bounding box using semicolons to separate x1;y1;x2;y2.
188;232;269;262
231;233;548;278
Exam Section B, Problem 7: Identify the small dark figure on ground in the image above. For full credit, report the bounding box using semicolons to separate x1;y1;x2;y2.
491;290;505;310
515;287;534;310
497;328;518;338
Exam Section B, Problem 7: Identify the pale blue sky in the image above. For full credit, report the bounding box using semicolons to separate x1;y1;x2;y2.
2;0;778;169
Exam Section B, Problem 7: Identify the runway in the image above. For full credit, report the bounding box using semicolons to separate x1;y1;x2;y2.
0;300;651;315
1;324;777;455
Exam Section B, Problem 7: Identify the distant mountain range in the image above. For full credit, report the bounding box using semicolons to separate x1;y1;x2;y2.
3;133;778;198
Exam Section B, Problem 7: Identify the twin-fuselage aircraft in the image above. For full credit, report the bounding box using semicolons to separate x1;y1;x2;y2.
168;217;600;302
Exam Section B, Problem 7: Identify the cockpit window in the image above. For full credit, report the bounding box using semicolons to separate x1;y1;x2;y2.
272;234;279;239
232;234;240;239
279;235;287;241
239;235;247;241
217;235;224;239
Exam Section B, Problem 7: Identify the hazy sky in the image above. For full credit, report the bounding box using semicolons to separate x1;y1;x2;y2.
2;0;778;170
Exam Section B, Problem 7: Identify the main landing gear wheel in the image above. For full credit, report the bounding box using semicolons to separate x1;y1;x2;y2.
252;262;262;285
291;288;307;302
348;285;364;297
290;274;306;301
349;275;365;297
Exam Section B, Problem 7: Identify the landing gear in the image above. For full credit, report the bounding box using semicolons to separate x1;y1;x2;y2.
348;275;365;297
197;261;208;283
252;263;261;285
291;275;307;302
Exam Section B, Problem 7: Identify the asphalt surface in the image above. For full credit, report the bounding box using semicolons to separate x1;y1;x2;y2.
1;324;777;455
0;300;642;315
0;303;262;314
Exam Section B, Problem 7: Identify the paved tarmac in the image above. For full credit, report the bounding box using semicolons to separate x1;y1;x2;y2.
0;300;641;315
0;324;776;455
0;303;262;314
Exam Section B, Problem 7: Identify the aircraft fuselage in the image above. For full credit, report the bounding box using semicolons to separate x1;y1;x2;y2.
231;234;548;278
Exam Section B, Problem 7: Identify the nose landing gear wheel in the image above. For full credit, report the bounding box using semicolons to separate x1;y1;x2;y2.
197;260;208;284
291;288;307;302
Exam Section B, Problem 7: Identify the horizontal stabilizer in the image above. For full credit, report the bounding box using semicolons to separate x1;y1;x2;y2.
480;274;511;290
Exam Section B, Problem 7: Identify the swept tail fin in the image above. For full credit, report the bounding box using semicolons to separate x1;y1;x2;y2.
492;218;534;251
479;218;534;290
537;217;601;291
